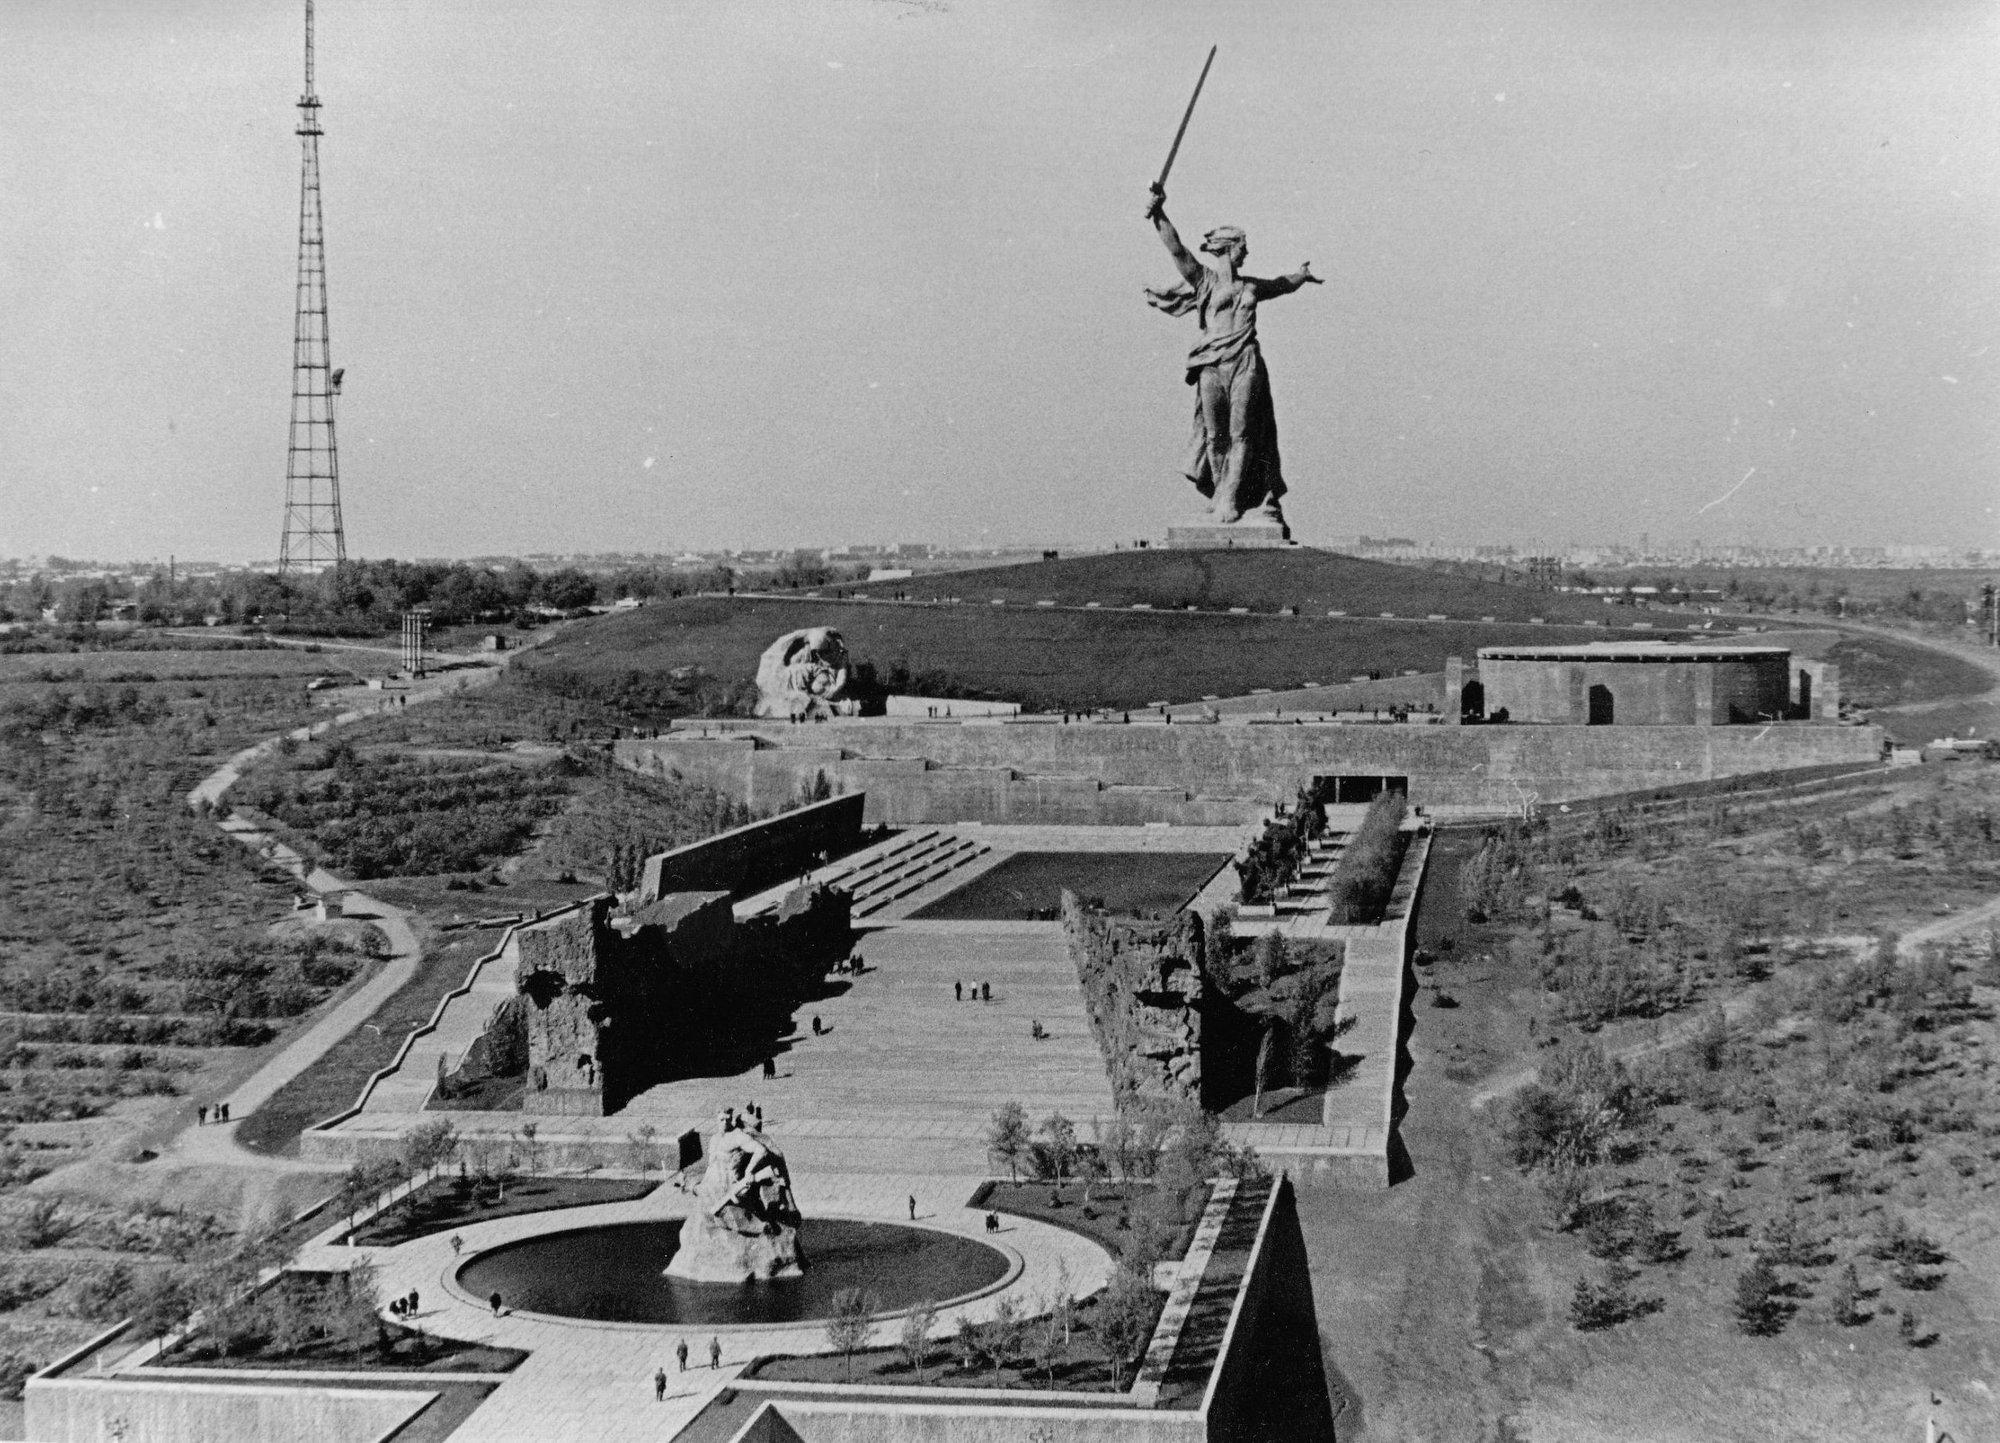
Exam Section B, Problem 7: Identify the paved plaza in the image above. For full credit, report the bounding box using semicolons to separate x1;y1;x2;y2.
277;1172;1112;1443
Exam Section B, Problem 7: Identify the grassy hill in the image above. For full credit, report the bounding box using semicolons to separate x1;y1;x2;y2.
519;602;1620;715
841;546;1619;624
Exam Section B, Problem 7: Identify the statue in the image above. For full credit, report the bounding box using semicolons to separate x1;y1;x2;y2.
754;627;857;721
1144;182;1322;528
665;1116;805;1283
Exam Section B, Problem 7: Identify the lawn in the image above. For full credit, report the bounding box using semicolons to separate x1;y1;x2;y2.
910;852;1231;922
521;595;1617;715
839;547;1617;624
346;1175;658;1247
973;1179;1203;1264
235;930;504;1156
154;1270;527;1373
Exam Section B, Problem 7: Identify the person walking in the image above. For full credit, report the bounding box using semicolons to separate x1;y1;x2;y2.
954;980;962;1001
982;981;991;1002
196;1104;207;1126
654;1366;667;1401
908;1195;917;1221
709;1336;722;1369
676;1337;689;1372
490;1292;503;1316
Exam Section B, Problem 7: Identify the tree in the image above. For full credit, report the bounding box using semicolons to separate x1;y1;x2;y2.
1203;908;1234;979
1253;932;1290;989
129;1268;194;1342
986;1102;1030;1183
1073;1141;1108;1206
1095;1269;1157;1386
336;1258;385;1358
624;1125;660;1175
898;1299;937;1383
1029;1294;1068;1387
1035;1112;1077;1189
401;1119;457;1183
1732;1256;1790;1336
515;1122;541;1178
824;1288;878;1383
1097;1112;1139;1185
1830;1262;1864;1326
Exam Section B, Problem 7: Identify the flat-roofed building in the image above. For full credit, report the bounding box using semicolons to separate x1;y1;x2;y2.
1472;641;1830;726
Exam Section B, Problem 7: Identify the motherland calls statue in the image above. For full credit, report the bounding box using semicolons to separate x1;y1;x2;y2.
754;627;858;721
1144;182;1322;530
665;1116;805;1283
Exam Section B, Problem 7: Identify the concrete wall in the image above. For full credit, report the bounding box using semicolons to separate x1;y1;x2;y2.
749;1401;1205;1443
639;792;866;902
619;718;1881;819
26;1376;436;1443
1480;654;1791;725
1202;1179;1338;1442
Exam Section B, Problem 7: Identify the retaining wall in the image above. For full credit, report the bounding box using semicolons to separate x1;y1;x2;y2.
25;1375;437;1443
619;718;1879;823
639;792;866;901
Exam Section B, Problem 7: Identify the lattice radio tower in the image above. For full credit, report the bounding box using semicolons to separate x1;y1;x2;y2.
277;0;347;577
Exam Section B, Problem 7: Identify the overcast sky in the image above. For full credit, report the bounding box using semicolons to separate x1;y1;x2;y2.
2;0;1995;562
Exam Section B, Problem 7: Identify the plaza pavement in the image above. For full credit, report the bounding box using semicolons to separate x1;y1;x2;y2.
284;1171;1111;1443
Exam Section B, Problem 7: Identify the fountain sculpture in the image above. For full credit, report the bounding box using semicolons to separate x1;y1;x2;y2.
664;1116;805;1283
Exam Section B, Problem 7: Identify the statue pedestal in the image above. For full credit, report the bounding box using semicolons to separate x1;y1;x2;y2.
1163;518;1295;550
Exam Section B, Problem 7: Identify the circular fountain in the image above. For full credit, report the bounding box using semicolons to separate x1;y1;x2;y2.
455;1216;1009;1327
453;1118;1010;1327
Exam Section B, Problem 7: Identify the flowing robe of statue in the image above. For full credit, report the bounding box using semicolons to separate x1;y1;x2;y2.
1145;204;1319;527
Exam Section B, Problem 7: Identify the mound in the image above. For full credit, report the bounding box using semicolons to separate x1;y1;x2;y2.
518;594;1617;714
843;546;1616;624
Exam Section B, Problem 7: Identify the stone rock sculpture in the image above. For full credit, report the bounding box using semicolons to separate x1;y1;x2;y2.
754;628;858;721
664;1118;805;1283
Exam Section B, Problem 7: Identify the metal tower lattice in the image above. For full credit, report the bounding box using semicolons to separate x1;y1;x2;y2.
277;0;347;577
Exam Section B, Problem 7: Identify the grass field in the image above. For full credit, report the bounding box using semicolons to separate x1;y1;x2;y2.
839;547;1617;623
516;552;1995;715
520;596;1615;714
911;852;1230;922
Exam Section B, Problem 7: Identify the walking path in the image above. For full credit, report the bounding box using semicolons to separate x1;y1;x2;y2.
167;656;504;1169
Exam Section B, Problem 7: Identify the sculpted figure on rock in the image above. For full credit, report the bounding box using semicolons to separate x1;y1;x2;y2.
754;627;858;721
664;1117;805;1282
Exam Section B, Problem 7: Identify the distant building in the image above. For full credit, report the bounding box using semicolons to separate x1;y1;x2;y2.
1468;641;1837;725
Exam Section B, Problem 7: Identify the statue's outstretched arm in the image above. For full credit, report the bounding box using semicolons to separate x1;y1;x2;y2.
1147;185;1203;286
1254;262;1324;300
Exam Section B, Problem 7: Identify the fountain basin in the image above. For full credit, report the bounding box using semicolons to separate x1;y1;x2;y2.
454;1217;1011;1327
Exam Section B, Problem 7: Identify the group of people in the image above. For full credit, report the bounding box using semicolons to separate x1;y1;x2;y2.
194;1101;231;1125
831;952;866;975
655;1336;725;1396
721;1103;764;1133
952;980;993;1003
387;1288;421;1320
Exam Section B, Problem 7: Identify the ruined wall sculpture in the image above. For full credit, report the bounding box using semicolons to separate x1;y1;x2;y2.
1062;892;1206;1105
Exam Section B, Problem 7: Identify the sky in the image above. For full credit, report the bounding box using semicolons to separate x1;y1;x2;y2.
1;0;1995;563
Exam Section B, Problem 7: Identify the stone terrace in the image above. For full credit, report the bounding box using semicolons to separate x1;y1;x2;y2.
619;922;1117;1178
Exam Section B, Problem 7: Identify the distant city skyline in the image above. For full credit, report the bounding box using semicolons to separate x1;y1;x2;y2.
2;0;1995;562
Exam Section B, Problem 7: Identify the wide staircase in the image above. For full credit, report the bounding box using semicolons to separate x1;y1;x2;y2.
813;828;995;919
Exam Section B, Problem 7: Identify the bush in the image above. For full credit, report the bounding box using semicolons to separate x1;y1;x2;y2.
1323;794;1409;923
0;1351;37;1401
1568;1260;1650;1330
1733;1255;1792;1335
